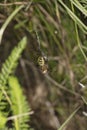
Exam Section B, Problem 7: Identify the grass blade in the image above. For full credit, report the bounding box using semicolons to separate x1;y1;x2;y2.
58;106;80;130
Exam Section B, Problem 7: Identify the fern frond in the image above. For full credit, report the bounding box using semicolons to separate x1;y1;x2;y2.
0;37;27;129
0;36;27;87
0;112;7;129
8;76;30;130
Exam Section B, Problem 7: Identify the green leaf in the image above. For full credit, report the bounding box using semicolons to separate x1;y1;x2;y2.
0;113;7;129
8;76;30;130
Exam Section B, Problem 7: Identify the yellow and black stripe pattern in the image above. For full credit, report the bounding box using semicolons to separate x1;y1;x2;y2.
37;56;48;74
25;30;48;74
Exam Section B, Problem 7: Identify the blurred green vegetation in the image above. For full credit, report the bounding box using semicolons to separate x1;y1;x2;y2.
0;0;87;130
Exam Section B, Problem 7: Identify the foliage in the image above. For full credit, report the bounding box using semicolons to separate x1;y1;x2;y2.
0;0;87;130
0;28;30;129
0;37;27;87
8;76;30;130
0;112;7;129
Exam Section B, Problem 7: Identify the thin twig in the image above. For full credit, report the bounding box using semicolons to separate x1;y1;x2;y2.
7;111;34;121
0;2;27;6
0;1;42;6
45;74;81;97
